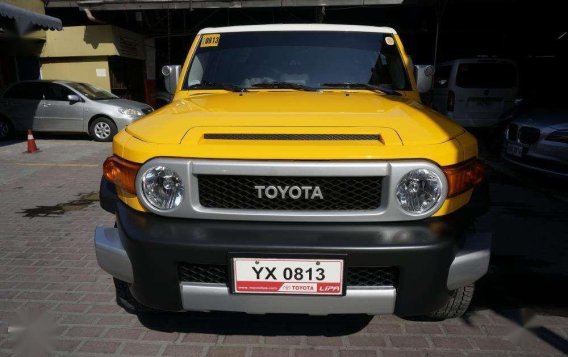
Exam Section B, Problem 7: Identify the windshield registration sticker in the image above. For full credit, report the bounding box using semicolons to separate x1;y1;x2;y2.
201;34;221;47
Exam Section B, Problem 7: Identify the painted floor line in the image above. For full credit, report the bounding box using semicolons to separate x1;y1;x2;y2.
6;162;99;168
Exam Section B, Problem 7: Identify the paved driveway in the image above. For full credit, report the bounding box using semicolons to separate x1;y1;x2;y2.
1;137;567;356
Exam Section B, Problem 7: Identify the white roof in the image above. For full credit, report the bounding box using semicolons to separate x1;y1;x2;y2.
198;24;396;35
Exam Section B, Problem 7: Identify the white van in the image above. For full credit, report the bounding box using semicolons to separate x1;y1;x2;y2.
432;58;518;127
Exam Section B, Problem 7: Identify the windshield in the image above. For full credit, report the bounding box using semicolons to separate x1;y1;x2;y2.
66;82;118;100
456;62;517;89
184;31;411;91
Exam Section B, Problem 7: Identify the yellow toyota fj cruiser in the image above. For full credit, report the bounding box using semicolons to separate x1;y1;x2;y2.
96;24;488;319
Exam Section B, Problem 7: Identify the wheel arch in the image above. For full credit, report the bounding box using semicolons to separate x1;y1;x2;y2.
88;114;116;132
0;112;15;139
0;112;15;126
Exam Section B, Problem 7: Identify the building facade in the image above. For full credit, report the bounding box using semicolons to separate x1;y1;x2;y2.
40;25;148;102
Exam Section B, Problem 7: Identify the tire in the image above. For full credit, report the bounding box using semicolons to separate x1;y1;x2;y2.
0;117;13;140
426;284;474;320
89;116;117;142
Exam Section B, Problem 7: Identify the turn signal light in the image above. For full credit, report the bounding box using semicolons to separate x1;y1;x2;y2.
442;159;484;197
103;156;141;194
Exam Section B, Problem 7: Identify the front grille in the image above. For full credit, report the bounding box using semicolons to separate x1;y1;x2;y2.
197;175;382;211
204;134;380;141
507;123;518;141
518;127;541;145
179;264;228;284
179;263;397;287
346;267;397;287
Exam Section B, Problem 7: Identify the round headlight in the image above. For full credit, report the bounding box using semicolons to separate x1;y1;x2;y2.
396;169;443;215
141;166;184;210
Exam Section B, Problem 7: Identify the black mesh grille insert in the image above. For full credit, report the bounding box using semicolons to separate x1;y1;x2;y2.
197;175;382;211
179;264;228;284
518;127;541;145
204;134;380;141
346;267;397;287
178;264;397;287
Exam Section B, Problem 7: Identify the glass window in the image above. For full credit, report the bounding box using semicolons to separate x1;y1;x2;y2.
456;62;517;88
3;82;45;100
184;31;411;91
65;82;118;100
44;84;73;101
434;66;451;89
3;84;24;99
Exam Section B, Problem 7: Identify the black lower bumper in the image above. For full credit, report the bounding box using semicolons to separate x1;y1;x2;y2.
110;203;485;316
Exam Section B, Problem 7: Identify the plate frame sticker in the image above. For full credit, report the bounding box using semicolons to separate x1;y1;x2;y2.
201;34;221;48
229;254;347;296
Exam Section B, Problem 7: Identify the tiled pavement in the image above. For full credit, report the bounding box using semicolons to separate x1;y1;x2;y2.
1;137;567;356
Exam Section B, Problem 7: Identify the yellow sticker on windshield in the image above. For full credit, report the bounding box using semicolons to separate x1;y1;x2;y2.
201;34;221;47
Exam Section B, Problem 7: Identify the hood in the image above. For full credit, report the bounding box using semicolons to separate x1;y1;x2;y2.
125;91;464;145
514;109;568;130
97;98;152;111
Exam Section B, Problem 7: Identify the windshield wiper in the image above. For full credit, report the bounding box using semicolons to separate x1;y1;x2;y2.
189;81;247;92
250;82;319;92
320;83;402;96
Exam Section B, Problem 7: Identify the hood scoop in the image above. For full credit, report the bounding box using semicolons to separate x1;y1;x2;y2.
203;133;382;141
181;126;402;147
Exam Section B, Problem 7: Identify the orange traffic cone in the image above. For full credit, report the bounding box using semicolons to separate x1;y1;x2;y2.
25;129;39;154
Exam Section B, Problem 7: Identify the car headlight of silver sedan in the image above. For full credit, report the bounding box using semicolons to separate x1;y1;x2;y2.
118;107;144;117
395;168;443;215
141;166;184;210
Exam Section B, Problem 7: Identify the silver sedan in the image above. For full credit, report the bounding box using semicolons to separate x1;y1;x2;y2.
0;80;153;142
502;109;568;178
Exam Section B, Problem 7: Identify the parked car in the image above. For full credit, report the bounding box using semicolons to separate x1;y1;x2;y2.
95;24;489;320
0;80;153;142
503;106;568;178
432;58;519;128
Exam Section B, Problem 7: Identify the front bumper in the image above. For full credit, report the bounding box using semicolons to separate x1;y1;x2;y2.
502;140;568;178
95;199;490;316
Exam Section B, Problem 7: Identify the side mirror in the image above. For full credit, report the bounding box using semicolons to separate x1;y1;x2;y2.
162;65;182;94
68;94;81;103
414;65;434;93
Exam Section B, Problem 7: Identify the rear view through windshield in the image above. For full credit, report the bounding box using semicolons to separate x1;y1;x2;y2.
456;62;517;89
185;31;411;91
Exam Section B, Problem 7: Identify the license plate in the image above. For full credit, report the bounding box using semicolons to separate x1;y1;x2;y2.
232;257;344;296
506;142;524;158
